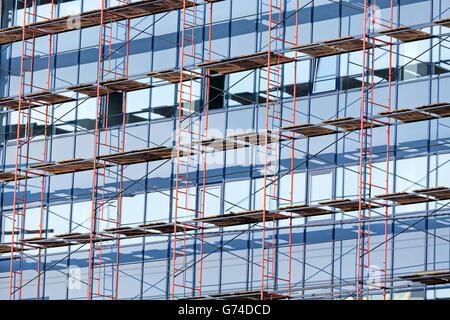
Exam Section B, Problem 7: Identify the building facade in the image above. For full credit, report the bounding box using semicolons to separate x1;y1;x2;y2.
0;0;449;300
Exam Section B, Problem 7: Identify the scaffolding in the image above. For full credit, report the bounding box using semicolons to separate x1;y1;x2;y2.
9;0;54;300
0;0;449;301
357;0;394;300
87;0;131;300
259;0;298;300
171;0;213;300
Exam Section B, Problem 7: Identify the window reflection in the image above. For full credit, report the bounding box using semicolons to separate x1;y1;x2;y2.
283;60;310;98
107;92;124;127
278;172;306;208
202;185;222;216
178;80;202;116
224;180;249;213
229;70;256;108
76;98;97;130
1;214;13;243
308;171;333;221
71;200;92;234
313;56;336;93
151;84;175;120
209;71;225;110
47;203;71;238
126;87;150;124
309;171;333;205
53;101;76;135
121;194;145;226
146;190;171;223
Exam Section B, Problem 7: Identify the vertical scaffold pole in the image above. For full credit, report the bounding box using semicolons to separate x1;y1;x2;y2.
87;0;131;300
260;0;299;300
357;0;393;300
171;0;214;300
9;0;54;300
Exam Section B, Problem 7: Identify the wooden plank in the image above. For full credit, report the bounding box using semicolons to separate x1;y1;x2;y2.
32;159;108;175
138;222;198;234
193;138;247;151
420;278;450;285
0;97;39;110
401;270;450;285
379;108;435;123
56;158;85;164
104;227;156;237
0;245;22;253
102;79;152;92
193;211;262;227
281;123;337;137
198;52;293;74
0;172;27;182
29;162;55;169
105;0;194;19
227;131;279;146
323;36;374;53
319;199;379;211
244;211;290;223
76;239;102;244
148;69;197;83
0;26;47;45
66;83;111;97
19;237;68;248
413;187;450;200
322;117;373;131
278;204;331;217
415;102;450;117
54;233;92;241
433;18;450;28
146;68;174;76
294;42;342;58
411;270;450;277
194;210;289;227
210;290;281;300
47;233;101;244
25;91;75;104
0;1;204;45
37;241;69;248
375;192;430;205
28;9;103;35
99;146;182;165
54;232;82;238
0;26;24;45
198;52;264;72
378;27;433;42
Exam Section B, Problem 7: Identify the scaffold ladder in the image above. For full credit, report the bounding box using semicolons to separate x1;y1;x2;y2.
88;0;130;300
357;0;393;300
260;0;298;300
9;0;54;300
171;0;213;299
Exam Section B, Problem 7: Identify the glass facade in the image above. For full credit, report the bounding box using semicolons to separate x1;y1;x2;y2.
0;0;449;300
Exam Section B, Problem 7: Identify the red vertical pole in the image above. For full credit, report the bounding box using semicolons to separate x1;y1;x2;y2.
87;0;105;300
286;0;300;299
357;0;393;300
9;0;54;300
197;1;213;297
171;0;213;300
88;0;131;300
261;0;297;300
171;0;188;300
35;0;54;300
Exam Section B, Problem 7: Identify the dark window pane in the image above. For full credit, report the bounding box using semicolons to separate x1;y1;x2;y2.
209;71;225;110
